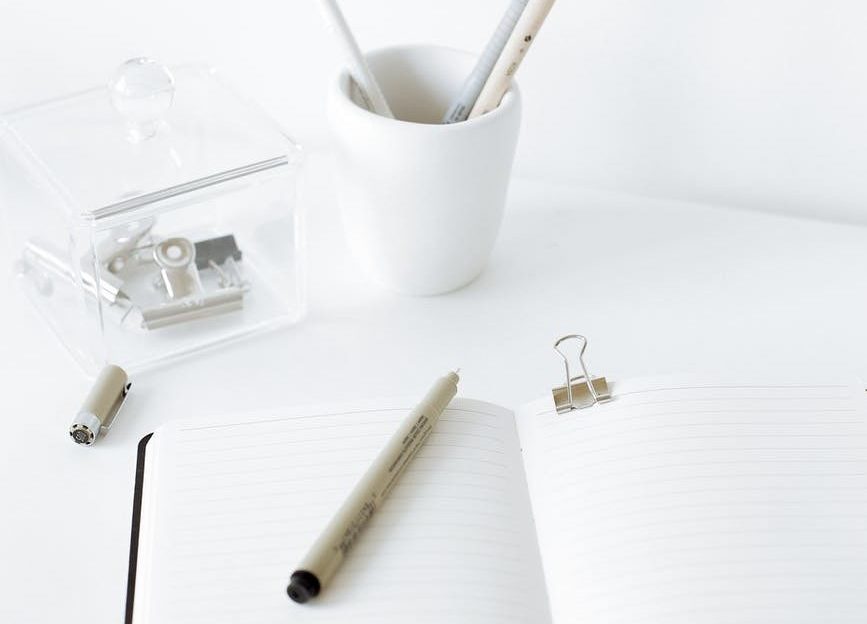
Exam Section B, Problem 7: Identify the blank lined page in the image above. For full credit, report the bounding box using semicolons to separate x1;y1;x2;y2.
133;398;550;624
516;379;867;624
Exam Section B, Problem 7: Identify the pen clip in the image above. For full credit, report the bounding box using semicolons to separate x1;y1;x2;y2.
101;379;132;431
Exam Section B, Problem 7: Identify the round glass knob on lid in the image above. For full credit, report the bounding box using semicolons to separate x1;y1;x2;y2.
109;58;175;142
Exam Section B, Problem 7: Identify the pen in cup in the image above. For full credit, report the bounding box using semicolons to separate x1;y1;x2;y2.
442;0;529;124
469;0;557;119
315;0;394;118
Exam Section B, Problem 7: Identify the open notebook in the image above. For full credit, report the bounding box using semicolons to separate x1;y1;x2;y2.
126;378;867;623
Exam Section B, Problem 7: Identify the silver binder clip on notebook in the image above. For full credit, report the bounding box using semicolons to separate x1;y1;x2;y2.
552;334;611;413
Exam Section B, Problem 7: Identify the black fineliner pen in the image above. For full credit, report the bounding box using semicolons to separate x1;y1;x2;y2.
287;371;459;603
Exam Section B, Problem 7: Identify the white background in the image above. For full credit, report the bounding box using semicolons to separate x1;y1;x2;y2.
2;0;866;221
2;2;867;622
2;166;867;623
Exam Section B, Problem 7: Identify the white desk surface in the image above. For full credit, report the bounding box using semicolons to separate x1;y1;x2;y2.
1;154;866;622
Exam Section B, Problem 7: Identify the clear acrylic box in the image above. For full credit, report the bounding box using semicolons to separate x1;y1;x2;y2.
0;60;305;374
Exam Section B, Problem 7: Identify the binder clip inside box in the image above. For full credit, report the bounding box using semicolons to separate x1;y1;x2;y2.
0;58;305;373
552;334;611;413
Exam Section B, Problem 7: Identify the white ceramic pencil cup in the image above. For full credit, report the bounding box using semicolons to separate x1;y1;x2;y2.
328;45;522;296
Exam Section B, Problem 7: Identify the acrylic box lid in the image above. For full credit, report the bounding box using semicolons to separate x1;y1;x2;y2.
1;60;301;221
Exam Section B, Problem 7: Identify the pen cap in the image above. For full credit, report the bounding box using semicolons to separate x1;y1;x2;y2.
427;371;460;411
69;365;131;446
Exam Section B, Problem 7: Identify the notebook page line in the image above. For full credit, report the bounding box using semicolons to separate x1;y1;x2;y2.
515;379;867;624
139;398;551;624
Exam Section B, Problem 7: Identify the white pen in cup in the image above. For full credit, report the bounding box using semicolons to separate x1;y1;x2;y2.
469;0;557;119
442;0;529;124
315;0;393;118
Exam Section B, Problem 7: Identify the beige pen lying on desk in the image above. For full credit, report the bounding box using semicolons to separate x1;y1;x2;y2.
287;370;460;603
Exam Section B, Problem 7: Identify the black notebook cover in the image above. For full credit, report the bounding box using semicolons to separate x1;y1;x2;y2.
125;433;153;624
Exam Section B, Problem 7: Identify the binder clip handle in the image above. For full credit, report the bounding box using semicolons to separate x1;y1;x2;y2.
552;334;610;414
